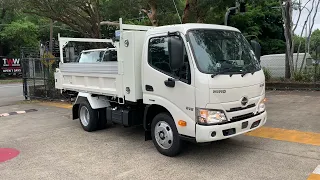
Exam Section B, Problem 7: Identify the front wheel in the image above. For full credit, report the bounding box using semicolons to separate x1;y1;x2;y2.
151;113;181;157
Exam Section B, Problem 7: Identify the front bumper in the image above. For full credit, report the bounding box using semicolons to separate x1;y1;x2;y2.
195;111;267;143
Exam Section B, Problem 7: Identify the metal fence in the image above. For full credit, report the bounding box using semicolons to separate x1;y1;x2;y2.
261;53;320;90
21;58;72;100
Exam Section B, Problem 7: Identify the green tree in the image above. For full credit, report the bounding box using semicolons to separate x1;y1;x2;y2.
293;35;306;53
100;0;184;26
310;29;320;58
0;19;39;57
0;0;21;56
22;0;102;38
229;0;286;55
181;0;234;24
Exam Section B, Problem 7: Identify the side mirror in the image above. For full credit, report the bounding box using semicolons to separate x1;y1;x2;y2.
251;40;261;62
168;36;184;70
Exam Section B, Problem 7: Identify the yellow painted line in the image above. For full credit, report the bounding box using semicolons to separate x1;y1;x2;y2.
245;127;320;146
308;174;320;180
308;165;320;180
38;102;72;109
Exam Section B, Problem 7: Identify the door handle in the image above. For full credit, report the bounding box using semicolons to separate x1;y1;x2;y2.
145;85;154;92
164;78;176;88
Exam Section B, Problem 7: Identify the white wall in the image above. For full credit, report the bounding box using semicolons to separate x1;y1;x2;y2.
260;53;312;78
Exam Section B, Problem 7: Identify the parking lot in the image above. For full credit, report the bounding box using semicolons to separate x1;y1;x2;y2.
0;90;319;180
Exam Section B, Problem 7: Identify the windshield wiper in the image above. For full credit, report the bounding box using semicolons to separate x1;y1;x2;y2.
241;62;260;77
211;67;236;78
241;70;255;77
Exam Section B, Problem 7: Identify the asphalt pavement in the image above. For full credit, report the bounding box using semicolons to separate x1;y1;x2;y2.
0;83;23;107
0;91;319;180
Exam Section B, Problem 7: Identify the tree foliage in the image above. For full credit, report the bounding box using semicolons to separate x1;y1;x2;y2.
293;35;306;53
311;30;320;51
310;29;320;58
229;0;285;55
0;20;39;56
0;0;291;59
23;0;102;38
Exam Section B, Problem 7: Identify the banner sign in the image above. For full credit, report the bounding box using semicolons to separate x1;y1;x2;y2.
0;58;22;74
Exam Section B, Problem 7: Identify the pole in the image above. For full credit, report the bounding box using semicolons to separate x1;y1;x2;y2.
225;0;241;26
224;6;238;26
100;21;120;26
49;19;53;53
306;7;311;53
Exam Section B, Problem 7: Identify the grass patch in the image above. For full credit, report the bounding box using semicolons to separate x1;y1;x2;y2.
17;100;41;105
0;79;22;84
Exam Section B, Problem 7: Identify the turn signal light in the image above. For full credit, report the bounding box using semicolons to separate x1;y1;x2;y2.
178;120;187;127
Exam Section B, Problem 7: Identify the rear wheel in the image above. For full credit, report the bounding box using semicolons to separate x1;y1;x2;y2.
151;113;181;157
78;101;98;132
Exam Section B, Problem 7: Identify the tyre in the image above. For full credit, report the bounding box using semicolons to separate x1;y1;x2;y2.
78;101;98;132
151;113;181;157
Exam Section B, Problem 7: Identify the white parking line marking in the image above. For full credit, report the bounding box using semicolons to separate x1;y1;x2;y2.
16;111;26;114
0;109;37;117
308;165;320;180
0;113;10;117
313;165;320;174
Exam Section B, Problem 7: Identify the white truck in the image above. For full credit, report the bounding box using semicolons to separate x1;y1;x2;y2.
55;19;267;157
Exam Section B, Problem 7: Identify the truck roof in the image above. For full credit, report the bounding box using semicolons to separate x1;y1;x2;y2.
147;23;241;35
81;48;116;53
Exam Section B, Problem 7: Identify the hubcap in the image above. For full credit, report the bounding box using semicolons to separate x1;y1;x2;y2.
80;106;90;126
154;121;173;149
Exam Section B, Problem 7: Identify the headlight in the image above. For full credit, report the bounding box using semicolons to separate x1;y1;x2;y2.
258;98;266;113
196;108;228;125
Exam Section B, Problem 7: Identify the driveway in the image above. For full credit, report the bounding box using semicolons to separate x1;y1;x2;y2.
0;91;319;180
0;83;23;107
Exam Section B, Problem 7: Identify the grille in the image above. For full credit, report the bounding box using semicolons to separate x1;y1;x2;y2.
226;103;256;112
230;112;255;122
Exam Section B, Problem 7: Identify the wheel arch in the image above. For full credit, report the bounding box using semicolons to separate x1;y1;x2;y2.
143;104;172;132
72;92;110;120
143;94;196;139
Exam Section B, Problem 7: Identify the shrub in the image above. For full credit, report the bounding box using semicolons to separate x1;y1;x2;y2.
0;74;6;79
293;70;312;82
263;67;271;81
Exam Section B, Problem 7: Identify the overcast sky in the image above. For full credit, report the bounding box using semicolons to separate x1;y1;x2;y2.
293;0;320;36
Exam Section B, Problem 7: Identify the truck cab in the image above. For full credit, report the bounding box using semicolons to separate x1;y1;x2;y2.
55;20;267;157
141;24;266;154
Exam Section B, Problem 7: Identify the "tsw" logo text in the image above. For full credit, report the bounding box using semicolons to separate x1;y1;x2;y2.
2;58;20;67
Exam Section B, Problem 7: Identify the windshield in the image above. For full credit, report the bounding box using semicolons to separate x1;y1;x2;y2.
78;51;105;63
188;29;261;74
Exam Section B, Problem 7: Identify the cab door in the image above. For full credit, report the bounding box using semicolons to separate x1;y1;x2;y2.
142;33;196;137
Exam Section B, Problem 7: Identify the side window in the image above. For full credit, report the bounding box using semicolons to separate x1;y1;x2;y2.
103;51;118;62
148;36;191;84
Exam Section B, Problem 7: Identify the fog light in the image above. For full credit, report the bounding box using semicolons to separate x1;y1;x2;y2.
211;131;216;137
223;128;236;136
251;120;261;129
242;121;248;129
